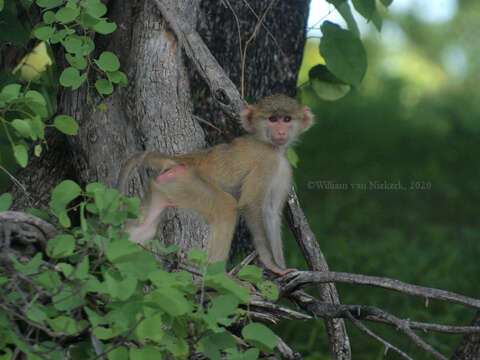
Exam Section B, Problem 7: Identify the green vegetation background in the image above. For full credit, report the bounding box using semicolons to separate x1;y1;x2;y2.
279;2;480;359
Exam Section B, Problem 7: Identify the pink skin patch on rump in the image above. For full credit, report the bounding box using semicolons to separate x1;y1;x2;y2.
155;164;187;185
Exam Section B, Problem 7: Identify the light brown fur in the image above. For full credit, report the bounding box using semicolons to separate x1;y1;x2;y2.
118;94;313;275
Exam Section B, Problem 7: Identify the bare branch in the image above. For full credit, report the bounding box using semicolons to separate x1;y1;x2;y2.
345;312;414;360
283;271;480;309
277;335;303;360
229;251;257;276
152;0;245;119
240;0;277;98
284;190;351;359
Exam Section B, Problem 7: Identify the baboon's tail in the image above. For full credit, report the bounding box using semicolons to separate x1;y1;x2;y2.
117;152;178;194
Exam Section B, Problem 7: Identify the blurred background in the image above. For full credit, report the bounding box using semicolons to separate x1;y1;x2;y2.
279;0;480;358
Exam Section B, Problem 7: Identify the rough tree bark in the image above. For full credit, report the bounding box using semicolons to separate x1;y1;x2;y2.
9;0;352;358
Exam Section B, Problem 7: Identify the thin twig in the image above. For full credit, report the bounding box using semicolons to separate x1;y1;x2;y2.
221;0;243;66
240;0;277;98
193;115;224;134
229;251;257;276
0;164;31;202
239;0;286;57
345;312;413;360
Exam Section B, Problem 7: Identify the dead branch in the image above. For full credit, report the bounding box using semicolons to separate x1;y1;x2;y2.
284;190;351;358
282;271;480;309
345;312;414;360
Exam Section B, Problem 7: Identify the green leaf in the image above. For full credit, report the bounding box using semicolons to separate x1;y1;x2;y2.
144;288;191;316
0;193;12;211
104;272;137;301
320;21;367;87
25;304;47;323
14;144;28;167
51;28;73;44
31;116;45;140
242;322;278;351
9;253;42;275
188;248;208;264
98;103;107;111
43;10;56;24
57;262;74;277
80;36;95;55
54;114;79;135
50;179;82;215
47;316;88;335
76;255;90;279
86;182;105;193
205;271;250;304
36;0;64;8
129;346;164;360
62;34;83;54
72;72;87;90
309;64;351;101
58;211;71;227
148;269;193;291
95;51;120;72
238;265;262;283
326;0;359;37
55;6;79;23
286;147;299;168
34;269;61;290
93;19;117;35
107;347;128;360
135;313;164;342
352;0;375;20
123;196;140;217
257;281;279;301
1;83;21;102
352;0;382;31
0;0;4;12
11;119;34;139
47;234;75;258
53;284;84;311
27;208;51;221
33;26;55;41
197;332;236;360
107;70;127;86
95;79;113;95
208;295;239;326
34;144;42;157
65;53;87;70
25;90;48;117
59;67;80;86
105;238;139;262
81;0;107;18
381;0;393;7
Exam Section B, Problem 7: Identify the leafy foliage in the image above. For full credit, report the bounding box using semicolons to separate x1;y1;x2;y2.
301;0;391;102
0;0;126;168
0;83;77;167
0;182;280;359
32;0;125;93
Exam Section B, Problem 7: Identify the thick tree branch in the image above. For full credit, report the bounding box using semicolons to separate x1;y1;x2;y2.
152;0;245;119
284;190;351;359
